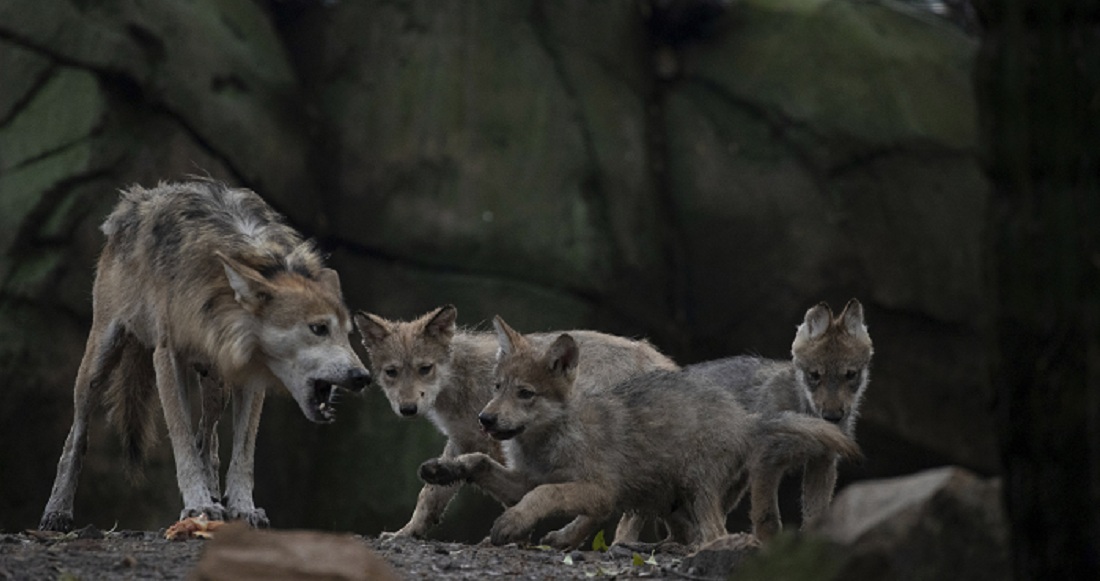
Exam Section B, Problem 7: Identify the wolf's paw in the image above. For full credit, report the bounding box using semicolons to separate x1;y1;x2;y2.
540;528;581;550
419;459;462;485
39;511;74;532
490;509;533;546
380;523;425;542
181;504;226;522
227;507;269;528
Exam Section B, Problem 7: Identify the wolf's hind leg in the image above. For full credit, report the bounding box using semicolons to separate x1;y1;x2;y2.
801;455;838;527
40;321;126;531
196;371;226;503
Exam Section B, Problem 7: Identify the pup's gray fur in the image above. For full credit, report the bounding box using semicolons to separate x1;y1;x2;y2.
354;305;678;538
419;317;859;549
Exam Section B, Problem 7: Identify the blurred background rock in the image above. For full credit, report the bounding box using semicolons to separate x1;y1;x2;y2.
0;0;990;543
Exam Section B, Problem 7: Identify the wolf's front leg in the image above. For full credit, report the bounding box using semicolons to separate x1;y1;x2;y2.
419;453;531;506
491;482;614;546
154;346;225;520
385;440;463;539
223;382;269;527
541;515;602;550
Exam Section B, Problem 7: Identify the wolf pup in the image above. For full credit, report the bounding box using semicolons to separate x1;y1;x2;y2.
353;306;677;538
418;317;859;549
39;179;369;531
688;298;873;532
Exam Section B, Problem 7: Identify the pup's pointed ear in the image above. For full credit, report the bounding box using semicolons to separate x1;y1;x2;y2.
838;298;869;338
796;302;833;341
317;268;343;298
423;305;457;342
545;333;579;380
353;311;391;346
217;252;272;313
493;315;527;357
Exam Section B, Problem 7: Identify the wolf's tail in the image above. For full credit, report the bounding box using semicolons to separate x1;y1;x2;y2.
103;334;159;482
751;412;861;471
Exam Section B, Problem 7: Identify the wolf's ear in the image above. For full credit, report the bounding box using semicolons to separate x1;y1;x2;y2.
316;268;343;298
797;302;833;341
838;298;869;338
493;315;527;357
217;252;272;313
353;311;390;346
423;305;457;342
545;334;579;380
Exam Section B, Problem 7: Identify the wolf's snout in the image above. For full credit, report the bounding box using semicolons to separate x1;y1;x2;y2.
822;410;845;424
478;412;497;429
399;403;418;417
345;367;370;391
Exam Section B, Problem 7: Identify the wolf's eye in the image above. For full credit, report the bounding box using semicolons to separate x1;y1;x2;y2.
494;382;502;391
418;364;434;376
845;369;858;380
309;323;329;337
384;367;398;379
517;388;536;400
808;371;822;382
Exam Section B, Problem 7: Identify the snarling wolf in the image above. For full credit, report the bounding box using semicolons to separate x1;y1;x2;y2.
353;305;677;538
39;179;369;531
689;298;874;533
418;317;859;549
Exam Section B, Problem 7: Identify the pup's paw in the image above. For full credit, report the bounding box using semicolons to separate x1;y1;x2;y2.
540;528;583;550
419;459;463;485
490;508;533;546
227;506;269;528
39;511;74;532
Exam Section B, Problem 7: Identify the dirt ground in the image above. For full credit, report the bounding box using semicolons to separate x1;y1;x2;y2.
0;526;704;580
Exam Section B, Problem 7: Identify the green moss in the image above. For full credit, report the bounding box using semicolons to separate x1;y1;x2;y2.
0;68;104;172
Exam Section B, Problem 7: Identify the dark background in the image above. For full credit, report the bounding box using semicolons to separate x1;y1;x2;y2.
0;1;1095;578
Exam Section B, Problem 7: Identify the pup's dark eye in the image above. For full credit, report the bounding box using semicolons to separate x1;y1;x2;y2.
845;369;858;380
494;382;502;391
808;371;822;382
419;364;434;376
309;323;329;337
517;388;536;400
384;367;398;379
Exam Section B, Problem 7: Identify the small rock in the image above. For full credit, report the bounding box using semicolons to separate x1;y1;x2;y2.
677;533;760;579
812;466;1010;581
74;524;103;540
192;524;399;581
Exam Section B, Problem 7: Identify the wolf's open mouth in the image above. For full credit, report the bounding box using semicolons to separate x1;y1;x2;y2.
311;380;347;422
486;426;525;440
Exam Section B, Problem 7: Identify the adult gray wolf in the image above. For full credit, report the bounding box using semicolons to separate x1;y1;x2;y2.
39;179;369;531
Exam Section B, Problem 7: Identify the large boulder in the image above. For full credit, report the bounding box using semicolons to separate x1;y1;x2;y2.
813;466;1011;581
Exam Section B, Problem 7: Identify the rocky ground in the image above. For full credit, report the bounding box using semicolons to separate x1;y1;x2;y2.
0;526;710;581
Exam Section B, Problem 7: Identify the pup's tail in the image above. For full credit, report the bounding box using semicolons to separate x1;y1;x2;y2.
751;411;862;471
103;335;159;482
